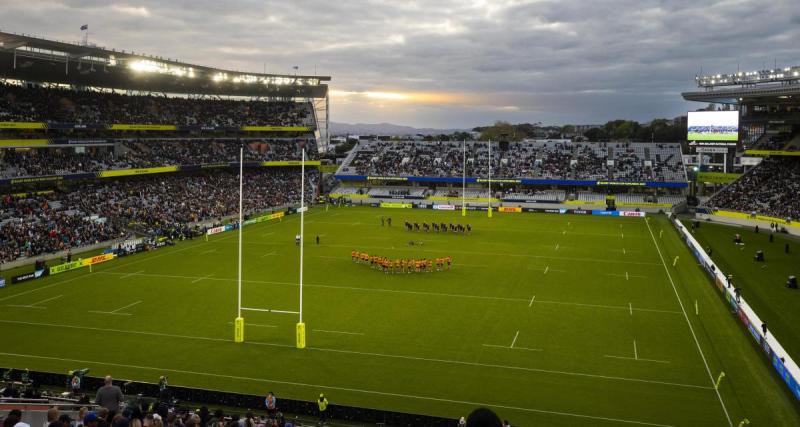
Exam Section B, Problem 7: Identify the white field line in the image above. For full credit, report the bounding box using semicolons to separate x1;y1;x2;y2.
0;320;710;392
482;344;543;352
511;330;520;348
120;270;145;279
629;302;633;316
313;329;365;336
102;244;197;273
0;351;676;427
0;274;85;302
95;271;683;314
5;304;46;310
200;249;217;255
604;355;670;364
210;241;663;266
645;218;733;426
31;294;63;306
605;273;647;280
555;243;560;251
88;300;142;316
529;295;536;308
88;310;131;316
313;255;343;260
191;274;214;284
634;340;638;360
112;300;142;313
260;251;278;258
261;232;275;237
544;266;549;274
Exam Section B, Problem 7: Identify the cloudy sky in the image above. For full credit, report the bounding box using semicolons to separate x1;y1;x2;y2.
3;0;799;128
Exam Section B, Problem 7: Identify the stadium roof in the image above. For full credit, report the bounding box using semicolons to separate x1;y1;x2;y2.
682;65;800;105
0;31;330;98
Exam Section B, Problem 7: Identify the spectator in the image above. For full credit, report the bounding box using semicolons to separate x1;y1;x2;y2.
95;376;124;416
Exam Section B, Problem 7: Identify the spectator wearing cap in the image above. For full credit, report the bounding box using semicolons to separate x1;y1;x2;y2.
83;413;99;427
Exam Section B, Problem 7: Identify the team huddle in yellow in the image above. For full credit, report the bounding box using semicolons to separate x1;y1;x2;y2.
351;251;452;273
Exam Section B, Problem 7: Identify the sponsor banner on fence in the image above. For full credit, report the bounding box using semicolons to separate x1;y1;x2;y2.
243;211;285;226
773;354;800;400
0;278;5;288
380;202;412;209
592;210;618;216
620;211;646;217
49;260;84;275
261;160;322;167
240;126;312;132
498;206;522;213
10;175;64;185
108;124;178;131
745;149;800;157
0;122;46;129
206;225;231;235
11;269;46;284
82;253;115;266
98;166;180;178
433;204;456;211
696;171;742;184
0;139;50;147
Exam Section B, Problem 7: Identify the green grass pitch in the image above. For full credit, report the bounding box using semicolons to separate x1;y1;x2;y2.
687;132;738;142
1;206;799;426
681;220;800;363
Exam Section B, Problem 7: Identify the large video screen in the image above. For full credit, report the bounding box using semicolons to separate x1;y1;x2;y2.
687;111;739;141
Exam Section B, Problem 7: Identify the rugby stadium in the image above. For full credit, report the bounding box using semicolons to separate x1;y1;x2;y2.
1;11;800;427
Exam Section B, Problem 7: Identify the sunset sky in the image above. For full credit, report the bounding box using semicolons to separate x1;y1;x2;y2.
3;0;799;128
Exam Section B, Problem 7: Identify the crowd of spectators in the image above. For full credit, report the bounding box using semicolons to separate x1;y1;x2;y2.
0;168;317;262
0;139;317;178
0;403;304;427
708;157;800;221
339;140;686;182
0;83;313;127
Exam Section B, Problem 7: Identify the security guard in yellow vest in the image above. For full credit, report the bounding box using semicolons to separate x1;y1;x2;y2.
317;393;329;425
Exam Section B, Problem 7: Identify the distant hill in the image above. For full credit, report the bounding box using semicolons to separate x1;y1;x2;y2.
331;122;467;136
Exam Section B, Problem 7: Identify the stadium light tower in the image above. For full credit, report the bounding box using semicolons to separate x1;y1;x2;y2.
296;147;308;349
234;146;245;343
487;140;493;218
462;139;466;217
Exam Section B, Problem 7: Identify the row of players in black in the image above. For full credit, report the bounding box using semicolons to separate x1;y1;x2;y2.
404;221;471;233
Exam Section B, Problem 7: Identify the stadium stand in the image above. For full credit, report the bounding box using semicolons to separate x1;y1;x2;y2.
0;139;316;178
338;140;686;182
0;168;317;262
367;187;428;198
0;82;313;126
707;157;800;220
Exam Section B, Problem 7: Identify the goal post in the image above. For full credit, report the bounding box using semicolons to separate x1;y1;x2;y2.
296;322;306;348
234;317;244;343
